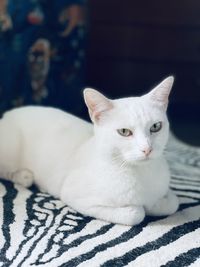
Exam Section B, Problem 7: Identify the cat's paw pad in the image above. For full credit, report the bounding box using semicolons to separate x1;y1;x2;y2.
11;169;34;188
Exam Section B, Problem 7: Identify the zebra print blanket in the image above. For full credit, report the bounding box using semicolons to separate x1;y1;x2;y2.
0;134;200;267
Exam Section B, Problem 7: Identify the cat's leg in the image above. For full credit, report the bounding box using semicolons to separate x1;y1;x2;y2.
145;189;179;216
10;169;34;188
0;121;33;187
66;201;145;225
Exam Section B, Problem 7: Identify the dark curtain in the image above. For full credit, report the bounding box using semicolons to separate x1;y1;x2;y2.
0;0;87;117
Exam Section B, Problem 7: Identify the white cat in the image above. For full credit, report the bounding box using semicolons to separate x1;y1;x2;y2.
0;76;179;225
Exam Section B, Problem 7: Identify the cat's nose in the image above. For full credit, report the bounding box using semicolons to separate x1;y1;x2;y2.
142;147;152;157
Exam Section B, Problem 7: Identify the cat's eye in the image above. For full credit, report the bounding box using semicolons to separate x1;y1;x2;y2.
150;122;162;133
117;128;133;137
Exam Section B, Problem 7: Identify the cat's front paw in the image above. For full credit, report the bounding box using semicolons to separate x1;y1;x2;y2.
114;206;145;226
145;190;179;216
71;202;145;226
11;169;34;188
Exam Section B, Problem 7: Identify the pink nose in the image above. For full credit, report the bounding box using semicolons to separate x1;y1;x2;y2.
142;147;152;157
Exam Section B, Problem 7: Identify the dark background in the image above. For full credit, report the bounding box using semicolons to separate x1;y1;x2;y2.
85;0;200;146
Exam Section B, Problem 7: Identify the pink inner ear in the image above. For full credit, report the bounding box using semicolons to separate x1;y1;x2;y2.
151;91;169;104
84;88;114;123
150;93;169;110
92;102;113;122
93;110;101;122
148;76;174;106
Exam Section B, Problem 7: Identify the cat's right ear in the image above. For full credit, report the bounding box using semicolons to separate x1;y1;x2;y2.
146;76;174;110
83;88;113;123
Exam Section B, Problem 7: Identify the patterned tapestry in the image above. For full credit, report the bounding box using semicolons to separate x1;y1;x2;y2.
0;0;87;117
0;134;199;266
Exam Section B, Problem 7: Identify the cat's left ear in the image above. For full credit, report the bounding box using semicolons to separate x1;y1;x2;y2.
146;76;174;110
83;88;113;123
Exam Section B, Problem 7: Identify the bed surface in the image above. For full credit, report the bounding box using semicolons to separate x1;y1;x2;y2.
0;134;200;267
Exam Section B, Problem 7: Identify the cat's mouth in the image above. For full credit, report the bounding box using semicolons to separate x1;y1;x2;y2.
134;152;157;163
139;157;151;162
123;155;152;165
116;151;154;166
136;157;151;163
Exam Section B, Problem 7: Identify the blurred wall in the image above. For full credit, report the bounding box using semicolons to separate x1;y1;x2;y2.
86;0;200;122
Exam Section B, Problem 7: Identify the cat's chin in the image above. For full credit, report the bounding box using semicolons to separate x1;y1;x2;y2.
134;158;152;165
133;153;163;164
124;157;151;166
129;155;159;165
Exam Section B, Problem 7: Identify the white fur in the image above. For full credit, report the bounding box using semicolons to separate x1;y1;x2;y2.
0;77;179;225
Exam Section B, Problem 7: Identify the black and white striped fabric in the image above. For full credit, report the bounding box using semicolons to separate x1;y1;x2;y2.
0;134;200;267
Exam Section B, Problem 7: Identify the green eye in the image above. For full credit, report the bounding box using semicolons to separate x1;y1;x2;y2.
150;122;162;133
117;128;133;137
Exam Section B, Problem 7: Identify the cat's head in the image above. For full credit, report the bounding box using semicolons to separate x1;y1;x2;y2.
84;77;174;164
